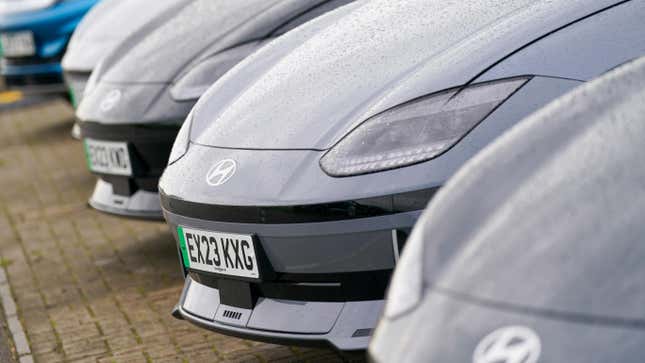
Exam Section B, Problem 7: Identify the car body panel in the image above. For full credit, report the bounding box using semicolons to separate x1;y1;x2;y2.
418;59;645;322
478;0;645;82
160;76;581;206
76;0;359;219
98;0;332;84
76;0;356;125
372;291;645;363
62;0;190;73
62;0;190;107
189;0;626;150
370;56;645;362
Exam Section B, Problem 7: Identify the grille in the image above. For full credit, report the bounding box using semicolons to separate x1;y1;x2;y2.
222;310;243;320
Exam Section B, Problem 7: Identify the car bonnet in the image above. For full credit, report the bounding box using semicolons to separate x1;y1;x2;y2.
415;56;645;321
189;0;627;150
62;0;191;72
92;0;332;85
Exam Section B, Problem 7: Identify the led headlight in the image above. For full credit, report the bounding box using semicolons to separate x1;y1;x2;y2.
321;77;529;176
168;110;193;165
0;0;58;15
67;75;88;109
83;67;100;98
170;41;263;101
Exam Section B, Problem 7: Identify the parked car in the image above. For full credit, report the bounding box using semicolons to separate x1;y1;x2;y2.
0;0;99;93
159;0;645;352
370;55;645;363
62;0;191;108
76;0;355;219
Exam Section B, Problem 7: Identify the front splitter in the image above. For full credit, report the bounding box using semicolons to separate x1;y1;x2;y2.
89;179;163;220
174;277;383;352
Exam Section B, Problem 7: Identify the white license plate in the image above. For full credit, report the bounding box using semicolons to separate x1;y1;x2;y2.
84;138;132;176
0;31;35;57
177;226;260;280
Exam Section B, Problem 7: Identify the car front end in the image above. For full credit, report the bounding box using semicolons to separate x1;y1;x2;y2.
160;140;437;350
75;0;360;219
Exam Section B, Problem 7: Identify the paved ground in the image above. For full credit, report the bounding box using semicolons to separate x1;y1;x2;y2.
0;97;347;362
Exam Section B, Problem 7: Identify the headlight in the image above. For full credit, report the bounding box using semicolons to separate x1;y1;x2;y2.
384;223;426;319
66;75;88;109
83;68;100;99
321;77;529;176
168;111;193;165
0;0;58;15
170;41;263;101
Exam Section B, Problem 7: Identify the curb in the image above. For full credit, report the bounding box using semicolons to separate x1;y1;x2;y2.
0;267;32;363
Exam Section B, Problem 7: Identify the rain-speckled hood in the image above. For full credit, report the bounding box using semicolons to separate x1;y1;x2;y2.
99;0;342;84
77;0;352;124
62;0;191;72
191;0;627;150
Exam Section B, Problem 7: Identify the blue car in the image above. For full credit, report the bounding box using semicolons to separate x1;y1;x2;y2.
0;0;99;93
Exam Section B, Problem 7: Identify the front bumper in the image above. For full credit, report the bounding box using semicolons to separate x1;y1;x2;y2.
1;58;65;92
80;121;180;220
162;192;431;350
176;277;384;351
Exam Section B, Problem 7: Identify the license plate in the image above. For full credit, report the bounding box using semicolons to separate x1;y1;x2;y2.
84;138;132;176
177;226;260;280
0;31;35;57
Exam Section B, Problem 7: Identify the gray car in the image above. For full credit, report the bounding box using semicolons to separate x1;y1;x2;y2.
370;55;645;363
62;0;190;109
75;0;354;219
159;0;645;352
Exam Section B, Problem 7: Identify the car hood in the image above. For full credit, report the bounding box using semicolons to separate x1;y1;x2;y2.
92;0;333;85
62;0;190;72
416;56;645;321
190;0;625;150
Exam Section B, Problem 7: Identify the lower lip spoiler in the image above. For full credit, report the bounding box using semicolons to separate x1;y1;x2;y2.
173;276;383;352
89;179;164;220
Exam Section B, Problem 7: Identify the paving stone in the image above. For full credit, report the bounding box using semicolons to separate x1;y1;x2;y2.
32;350;65;363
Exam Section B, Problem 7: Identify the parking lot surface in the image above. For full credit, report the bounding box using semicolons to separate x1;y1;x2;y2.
0;98;344;362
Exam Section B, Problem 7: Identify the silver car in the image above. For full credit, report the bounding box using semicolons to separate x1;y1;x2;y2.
160;0;645;352
76;0;354;219
371;55;645;363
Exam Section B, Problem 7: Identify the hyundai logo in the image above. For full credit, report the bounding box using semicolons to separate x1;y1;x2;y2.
473;326;541;363
100;89;122;112
206;159;237;186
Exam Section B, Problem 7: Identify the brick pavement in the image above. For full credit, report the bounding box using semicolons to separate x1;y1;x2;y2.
0;99;346;363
